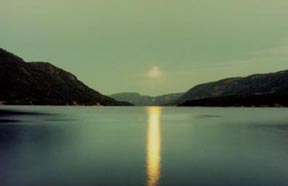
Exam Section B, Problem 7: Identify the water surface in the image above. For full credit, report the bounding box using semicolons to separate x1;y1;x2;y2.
1;106;288;186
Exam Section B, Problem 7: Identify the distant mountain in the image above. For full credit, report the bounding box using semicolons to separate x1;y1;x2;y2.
177;70;288;106
0;48;132;106
111;92;183;106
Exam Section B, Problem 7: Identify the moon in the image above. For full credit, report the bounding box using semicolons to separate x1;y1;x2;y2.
148;66;161;78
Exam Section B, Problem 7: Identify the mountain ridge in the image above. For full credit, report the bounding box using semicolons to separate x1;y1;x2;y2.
177;69;288;106
111;92;183;106
0;48;132;106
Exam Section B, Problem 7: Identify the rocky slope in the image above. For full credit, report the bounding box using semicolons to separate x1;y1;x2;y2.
0;48;131;106
177;70;288;106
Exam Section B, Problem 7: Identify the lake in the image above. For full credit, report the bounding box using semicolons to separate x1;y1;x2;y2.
1;106;288;186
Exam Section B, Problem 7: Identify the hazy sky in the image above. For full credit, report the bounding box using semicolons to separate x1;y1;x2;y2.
1;0;288;96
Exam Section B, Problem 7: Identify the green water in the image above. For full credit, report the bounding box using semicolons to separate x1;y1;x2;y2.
1;106;288;186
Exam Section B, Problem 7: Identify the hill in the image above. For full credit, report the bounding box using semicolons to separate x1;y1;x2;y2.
177;70;288;106
111;92;183;106
179;94;288;107
0;48;131;106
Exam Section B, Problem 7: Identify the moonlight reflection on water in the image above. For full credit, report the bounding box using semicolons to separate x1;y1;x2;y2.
146;107;162;186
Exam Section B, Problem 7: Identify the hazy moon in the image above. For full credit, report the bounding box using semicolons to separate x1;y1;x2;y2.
148;66;161;78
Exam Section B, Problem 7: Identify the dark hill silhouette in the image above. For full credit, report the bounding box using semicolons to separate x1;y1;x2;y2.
179;94;288;107
177;70;288;107
0;49;132;106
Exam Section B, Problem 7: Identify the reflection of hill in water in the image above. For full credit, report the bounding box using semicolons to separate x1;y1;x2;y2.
0;109;71;144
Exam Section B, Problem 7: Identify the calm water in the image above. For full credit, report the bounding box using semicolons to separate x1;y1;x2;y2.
1;106;288;186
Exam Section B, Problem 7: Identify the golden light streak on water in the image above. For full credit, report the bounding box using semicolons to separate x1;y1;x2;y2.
146;107;162;186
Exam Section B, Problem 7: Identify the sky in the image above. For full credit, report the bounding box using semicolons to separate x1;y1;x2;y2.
1;0;288;96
